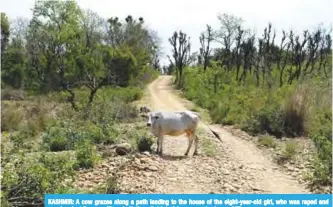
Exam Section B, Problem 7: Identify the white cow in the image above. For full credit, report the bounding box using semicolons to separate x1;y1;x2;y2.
142;110;222;156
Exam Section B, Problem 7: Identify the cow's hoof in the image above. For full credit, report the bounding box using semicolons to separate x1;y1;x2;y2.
184;153;189;156
193;152;199;156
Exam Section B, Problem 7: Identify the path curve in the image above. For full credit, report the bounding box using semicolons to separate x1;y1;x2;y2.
128;75;310;194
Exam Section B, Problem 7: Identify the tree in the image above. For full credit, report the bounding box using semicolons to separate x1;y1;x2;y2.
168;31;192;87
1;15;29;90
1;12;10;54
199;24;213;71
215;13;243;71
28;0;83;108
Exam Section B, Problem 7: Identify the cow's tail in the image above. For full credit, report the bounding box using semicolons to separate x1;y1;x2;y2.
192;111;223;143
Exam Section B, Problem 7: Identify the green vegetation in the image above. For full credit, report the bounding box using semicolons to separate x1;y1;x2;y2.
136;134;155;152
1;0;331;200
257;135;277;148
168;13;332;188
280;140;298;162
1;1;160;205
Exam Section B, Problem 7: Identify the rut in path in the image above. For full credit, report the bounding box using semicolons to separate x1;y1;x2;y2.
118;75;310;194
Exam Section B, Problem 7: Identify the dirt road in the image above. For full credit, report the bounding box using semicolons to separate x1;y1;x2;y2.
121;75;310;194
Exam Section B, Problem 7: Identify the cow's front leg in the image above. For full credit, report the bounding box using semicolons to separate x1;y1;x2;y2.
156;136;160;154
158;136;164;156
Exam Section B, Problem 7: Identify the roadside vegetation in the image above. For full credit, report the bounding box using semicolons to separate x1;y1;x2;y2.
165;13;332;191
1;0;332;204
1;1;160;206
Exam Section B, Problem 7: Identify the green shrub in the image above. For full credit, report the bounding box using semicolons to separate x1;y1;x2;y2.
42;120;120;152
42;125;71;151
1;102;23;132
136;135;154;152
1;87;25;100
92;175;121;194
257;135;277;148
74;139;100;169
282;140;298;159
10;131;34;151
308;109;332;186
1;151;76;206
50;136;68;152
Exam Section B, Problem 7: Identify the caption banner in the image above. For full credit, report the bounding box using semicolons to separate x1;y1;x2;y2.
45;194;332;207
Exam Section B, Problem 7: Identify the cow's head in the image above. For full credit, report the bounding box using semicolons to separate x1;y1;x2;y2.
141;112;159;127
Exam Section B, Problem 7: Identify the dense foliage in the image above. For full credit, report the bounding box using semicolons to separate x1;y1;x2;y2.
173;14;332;187
1;1;160;206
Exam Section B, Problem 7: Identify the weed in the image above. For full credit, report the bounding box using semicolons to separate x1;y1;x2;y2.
257;135;277;148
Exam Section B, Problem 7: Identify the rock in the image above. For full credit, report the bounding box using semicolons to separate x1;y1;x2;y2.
167;177;178;182
250;185;262;191
142;151;151;156
86;183;94;188
140;157;150;163
115;143;132;156
102;163;111;169
146;165;158;171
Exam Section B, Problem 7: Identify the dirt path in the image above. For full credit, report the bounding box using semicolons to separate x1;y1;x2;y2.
121;75;310;194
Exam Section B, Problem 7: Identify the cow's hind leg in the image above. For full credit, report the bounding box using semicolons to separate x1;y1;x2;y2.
184;130;195;156
193;134;199;156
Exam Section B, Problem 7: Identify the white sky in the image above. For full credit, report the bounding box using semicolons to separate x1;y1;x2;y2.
1;0;332;66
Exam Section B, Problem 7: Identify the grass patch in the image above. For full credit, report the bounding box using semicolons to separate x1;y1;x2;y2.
201;138;217;156
276;140;298;164
257;135;277;148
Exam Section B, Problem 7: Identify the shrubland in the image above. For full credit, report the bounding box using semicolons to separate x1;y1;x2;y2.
167;14;332;190
1;1;159;206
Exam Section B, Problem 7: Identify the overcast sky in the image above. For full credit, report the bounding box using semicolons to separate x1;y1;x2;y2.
1;0;332;65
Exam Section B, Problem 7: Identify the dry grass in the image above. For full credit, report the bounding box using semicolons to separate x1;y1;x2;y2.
257;135;277;148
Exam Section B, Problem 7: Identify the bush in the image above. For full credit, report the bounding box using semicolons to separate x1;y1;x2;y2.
74;139;100;169
282;140;298;159
136;135;154;152
42;125;72;151
1;87;25;100
248;103;285;137
42;121;119;152
1;102;23;132
257;135;277;148
182;66;332;189
308;109;332;186
1;151;76;206
283;86;310;136
10;131;35;151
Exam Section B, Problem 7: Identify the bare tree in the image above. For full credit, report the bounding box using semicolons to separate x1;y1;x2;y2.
215;13;243;71
277;30;291;87
199;24;214;71
168;31;192;87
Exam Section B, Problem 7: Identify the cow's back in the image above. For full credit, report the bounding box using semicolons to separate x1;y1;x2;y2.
156;111;199;135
